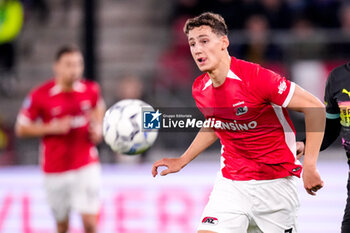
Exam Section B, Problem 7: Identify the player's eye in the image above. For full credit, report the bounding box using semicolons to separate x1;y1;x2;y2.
201;39;208;44
189;42;195;47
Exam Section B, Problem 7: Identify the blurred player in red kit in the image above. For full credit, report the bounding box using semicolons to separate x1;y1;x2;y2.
15;45;105;233
152;12;325;233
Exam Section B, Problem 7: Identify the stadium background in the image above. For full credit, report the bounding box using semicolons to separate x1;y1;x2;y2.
0;0;349;232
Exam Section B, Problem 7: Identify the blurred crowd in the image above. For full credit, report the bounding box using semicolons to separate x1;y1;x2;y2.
188;1;348;53
155;0;350;99
1;0;350;165
170;0;345;30
167;0;350;63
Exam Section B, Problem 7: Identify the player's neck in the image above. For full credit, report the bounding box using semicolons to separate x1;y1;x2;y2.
60;85;74;92
55;78;75;92
207;55;231;88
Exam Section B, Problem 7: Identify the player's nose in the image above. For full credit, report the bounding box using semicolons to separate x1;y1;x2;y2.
192;44;202;54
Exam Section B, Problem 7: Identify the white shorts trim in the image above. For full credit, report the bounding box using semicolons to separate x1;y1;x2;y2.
198;173;300;233
44;163;101;221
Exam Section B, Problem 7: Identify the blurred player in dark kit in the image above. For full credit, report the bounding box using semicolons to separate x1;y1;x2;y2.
299;62;350;233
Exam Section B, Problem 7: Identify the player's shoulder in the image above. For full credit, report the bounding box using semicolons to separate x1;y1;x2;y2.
233;57;259;68
81;79;98;86
231;57;262;81
80;79;100;93
82;79;99;87
232;57;260;72
30;80;55;97
328;63;350;83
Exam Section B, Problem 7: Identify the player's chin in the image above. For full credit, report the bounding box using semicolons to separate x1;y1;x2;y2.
197;65;210;72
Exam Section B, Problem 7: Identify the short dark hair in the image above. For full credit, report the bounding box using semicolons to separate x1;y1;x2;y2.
55;45;81;61
183;12;228;36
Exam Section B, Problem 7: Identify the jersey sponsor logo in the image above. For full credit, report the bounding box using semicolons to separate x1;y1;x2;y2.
236;106;248;116
338;101;350;127
207;118;258;131
285;228;293;233
232;101;245;107
202;217;218;225
70;115;88;128
343;88;350;98
278;81;287;94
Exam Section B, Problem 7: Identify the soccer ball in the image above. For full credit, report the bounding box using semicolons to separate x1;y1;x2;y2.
103;99;158;155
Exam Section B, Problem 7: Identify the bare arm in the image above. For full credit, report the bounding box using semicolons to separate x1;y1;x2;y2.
15;116;71;138
287;84;325;195
152;127;218;177
88;98;106;144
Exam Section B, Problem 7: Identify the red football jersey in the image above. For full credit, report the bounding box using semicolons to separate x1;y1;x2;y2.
18;79;101;173
192;57;302;180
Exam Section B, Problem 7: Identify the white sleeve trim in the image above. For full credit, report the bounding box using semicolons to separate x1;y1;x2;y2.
282;82;295;108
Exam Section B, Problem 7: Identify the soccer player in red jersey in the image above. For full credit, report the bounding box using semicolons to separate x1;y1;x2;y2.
152;12;325;233
15;45;105;233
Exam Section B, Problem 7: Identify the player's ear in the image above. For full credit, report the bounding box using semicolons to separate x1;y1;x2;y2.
221;35;229;50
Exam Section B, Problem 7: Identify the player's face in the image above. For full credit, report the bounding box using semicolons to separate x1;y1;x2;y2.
188;26;228;72
54;52;84;85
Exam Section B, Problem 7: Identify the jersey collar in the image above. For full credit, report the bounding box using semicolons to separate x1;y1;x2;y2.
227;69;241;81
202;58;241;91
49;81;86;96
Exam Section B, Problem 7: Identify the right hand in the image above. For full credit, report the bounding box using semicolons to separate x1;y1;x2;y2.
46;116;71;135
152;157;186;177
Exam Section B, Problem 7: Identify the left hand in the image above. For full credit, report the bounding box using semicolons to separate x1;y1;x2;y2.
296;141;305;159
302;163;324;196
89;122;103;144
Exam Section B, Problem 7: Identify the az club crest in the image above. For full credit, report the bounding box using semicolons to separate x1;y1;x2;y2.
236;106;248;116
